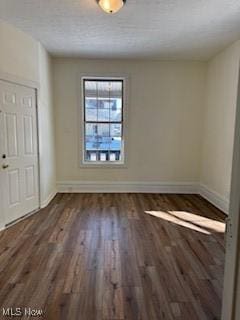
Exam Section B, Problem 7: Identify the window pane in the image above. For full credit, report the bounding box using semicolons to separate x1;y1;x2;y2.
85;136;98;151
85;123;110;136
85;81;97;97
110;81;122;96
98;123;110;137
85;123;98;137
110;98;122;121
97;81;112;98
110;124;122;137
97;100;110;122
109;137;122;151
98;141;110;151
100;152;108;161
86;98;97;108
83;79;124;163
85;108;97;121
88;152;97;161
98;109;110;121
110;152;121;161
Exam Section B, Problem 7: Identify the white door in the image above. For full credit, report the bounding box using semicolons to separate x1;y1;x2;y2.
0;80;39;225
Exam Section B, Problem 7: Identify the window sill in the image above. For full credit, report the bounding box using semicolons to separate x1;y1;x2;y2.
80;162;127;169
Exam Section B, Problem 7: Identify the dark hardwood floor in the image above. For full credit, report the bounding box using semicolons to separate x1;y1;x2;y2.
0;193;226;320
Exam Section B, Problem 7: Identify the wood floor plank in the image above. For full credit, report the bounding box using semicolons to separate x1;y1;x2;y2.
0;193;226;320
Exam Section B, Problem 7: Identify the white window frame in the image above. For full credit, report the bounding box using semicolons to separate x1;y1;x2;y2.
80;75;128;168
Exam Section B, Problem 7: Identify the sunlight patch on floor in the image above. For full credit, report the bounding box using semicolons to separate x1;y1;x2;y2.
144;210;225;235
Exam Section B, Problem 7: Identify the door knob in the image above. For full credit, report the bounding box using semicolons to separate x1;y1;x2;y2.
2;164;9;169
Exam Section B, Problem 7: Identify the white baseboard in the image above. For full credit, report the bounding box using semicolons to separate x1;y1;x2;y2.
0;208;40;233
40;189;57;209
57;181;199;194
199;184;229;214
0;182;229;235
57;180;229;214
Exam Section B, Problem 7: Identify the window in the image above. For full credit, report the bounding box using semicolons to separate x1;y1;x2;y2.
82;78;125;165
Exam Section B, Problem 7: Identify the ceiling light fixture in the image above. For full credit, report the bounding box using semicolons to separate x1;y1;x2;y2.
97;0;126;14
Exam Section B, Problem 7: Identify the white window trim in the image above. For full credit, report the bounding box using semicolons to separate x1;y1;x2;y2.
79;74;129;168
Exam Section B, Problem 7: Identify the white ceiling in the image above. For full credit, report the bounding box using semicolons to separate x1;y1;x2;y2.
0;0;240;60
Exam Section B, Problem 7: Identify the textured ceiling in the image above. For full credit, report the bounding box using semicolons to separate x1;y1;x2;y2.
0;0;240;60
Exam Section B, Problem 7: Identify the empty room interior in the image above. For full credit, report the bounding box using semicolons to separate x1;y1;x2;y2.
1;1;240;319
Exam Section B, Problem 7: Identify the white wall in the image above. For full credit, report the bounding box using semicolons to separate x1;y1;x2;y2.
0;20;56;228
53;59;206;187
38;45;57;206
200;41;240;211
0;20;39;83
1;18;239;216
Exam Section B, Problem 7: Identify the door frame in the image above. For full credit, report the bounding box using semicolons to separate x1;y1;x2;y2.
221;61;240;320
0;71;41;228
